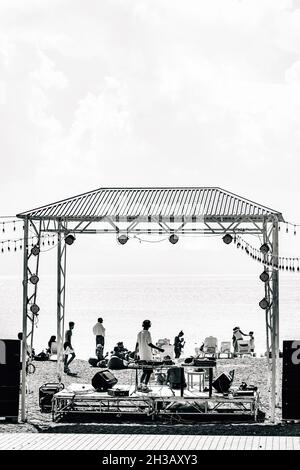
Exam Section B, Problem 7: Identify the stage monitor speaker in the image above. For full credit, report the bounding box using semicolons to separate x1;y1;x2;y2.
282;340;300;420
212;370;234;393
91;369;118;391
0;339;20;420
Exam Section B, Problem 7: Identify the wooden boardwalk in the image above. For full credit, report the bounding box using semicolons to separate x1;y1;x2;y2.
0;433;299;450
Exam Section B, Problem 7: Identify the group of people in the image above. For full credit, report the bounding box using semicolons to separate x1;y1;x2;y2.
232;327;255;356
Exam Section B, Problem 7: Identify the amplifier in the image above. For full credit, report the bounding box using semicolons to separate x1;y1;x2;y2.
107;388;130;397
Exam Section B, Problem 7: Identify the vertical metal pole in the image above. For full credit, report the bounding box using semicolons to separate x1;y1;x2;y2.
57;222;63;382
272;218;280;409
21;218;29;422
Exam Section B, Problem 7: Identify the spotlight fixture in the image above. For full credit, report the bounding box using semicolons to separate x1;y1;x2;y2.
30;304;40;315
65;233;76;245
169;234;179;244
29;274;39;285
31;245;40;256
260;243;269;254
222;234;233;245
117;234;129;245
259;270;269;282
259;298;270;310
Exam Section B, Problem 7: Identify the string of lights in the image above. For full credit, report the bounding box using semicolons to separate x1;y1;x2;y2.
234;235;300;272
0;233;57;253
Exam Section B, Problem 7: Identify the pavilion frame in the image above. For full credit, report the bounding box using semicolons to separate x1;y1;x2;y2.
18;210;281;423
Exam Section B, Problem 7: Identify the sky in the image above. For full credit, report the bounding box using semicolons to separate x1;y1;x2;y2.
0;0;300;277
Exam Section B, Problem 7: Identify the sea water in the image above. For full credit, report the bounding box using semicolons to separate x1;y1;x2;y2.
1;274;300;359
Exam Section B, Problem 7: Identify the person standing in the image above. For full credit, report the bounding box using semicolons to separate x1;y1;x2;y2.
64;322;76;373
93;317;105;350
135;319;164;392
174;331;185;359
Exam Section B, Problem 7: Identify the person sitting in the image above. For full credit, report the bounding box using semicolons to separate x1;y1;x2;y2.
114;341;129;359
47;335;56;355
108;347;128;370
96;343;104;361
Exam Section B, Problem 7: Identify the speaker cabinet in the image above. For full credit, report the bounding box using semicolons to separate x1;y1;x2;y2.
91;369;118;391
0;339;20;420
282;340;300;420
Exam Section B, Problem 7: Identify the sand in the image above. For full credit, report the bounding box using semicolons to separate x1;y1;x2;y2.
1;356;300;436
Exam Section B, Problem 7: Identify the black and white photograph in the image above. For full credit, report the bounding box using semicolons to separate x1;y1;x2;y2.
1;0;300;458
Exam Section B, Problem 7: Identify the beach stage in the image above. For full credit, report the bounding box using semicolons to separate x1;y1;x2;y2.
52;383;260;423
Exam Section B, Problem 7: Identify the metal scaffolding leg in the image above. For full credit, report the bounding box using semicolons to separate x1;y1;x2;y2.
263;217;280;423
21;219;29;423
21;219;42;422
57;223;67;382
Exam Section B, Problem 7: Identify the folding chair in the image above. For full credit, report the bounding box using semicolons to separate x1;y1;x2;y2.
237;340;251;356
203;336;218;358
218;341;232;358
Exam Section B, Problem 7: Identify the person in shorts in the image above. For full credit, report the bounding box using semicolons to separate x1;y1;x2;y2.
64;321;76;373
135;319;164;392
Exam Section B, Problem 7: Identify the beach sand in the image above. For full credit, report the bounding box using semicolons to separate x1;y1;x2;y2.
1;356;299;436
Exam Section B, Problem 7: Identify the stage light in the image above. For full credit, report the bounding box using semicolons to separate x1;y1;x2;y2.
260;243;269;254
259;271;269;282
259;298;270;310
65;233;76;245
30;304;40;315
222;234;233;245
169;234;179;244
29;274;39;285
117;235;129;245
31;245;40;256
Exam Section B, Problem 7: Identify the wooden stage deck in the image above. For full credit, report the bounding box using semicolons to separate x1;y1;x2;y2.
0;433;299;450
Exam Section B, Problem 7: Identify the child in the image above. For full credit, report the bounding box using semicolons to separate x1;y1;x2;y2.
249;331;255;355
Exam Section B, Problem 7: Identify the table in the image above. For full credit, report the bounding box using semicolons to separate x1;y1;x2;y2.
129;362;216;397
187;370;205;391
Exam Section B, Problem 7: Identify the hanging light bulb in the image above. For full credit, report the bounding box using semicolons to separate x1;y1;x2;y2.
286;223;289;233
2;223;5;233
294;226;297;236
13;222;16;231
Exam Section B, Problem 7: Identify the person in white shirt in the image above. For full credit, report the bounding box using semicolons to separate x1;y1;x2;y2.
93;317;105;355
135;319;164;392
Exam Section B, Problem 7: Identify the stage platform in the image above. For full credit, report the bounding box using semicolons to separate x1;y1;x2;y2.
52;383;260;423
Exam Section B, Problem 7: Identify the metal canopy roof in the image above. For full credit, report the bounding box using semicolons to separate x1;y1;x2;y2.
16;187;284;222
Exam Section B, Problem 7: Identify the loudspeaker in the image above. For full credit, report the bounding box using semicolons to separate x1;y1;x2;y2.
282;340;300;420
0;339;20;420
91;369;118;391
212;370;234;393
166;367;186;389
